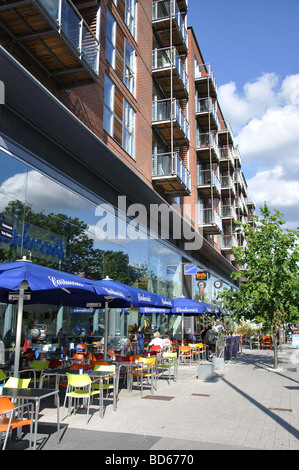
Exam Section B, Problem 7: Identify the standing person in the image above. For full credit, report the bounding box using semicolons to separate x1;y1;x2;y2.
137;329;145;353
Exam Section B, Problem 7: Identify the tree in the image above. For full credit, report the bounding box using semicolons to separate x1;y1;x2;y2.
220;203;299;368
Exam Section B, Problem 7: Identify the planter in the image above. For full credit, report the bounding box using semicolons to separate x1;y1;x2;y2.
213;357;224;370
197;363;214;380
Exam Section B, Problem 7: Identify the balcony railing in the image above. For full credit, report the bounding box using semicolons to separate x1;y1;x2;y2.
152;0;188;52
194;63;217;97
195;97;219;130
196;131;220;162
197;168;221;195
152;47;188;94
221;235;238;251
42;0;99;71
152;152;191;194
220;146;234;168
198;208;222;233
219;120;234;145
0;0;100;86
221;175;236;195
152;98;190;141
221;205;237;221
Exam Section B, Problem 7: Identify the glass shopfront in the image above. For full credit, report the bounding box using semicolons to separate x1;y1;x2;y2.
0;143;235;360
0;145;185;356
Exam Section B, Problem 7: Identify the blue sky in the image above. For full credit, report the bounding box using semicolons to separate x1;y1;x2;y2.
188;0;299;230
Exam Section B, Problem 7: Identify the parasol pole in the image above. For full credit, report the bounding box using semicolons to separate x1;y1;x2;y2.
14;281;29;377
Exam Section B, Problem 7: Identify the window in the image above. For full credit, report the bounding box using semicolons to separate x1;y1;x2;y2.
124;40;135;95
123;99;135;157
106;9;116;67
113;0;137;38
106;9;136;96
104;75;135;158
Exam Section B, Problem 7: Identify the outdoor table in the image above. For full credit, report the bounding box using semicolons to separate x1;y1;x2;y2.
2;387;60;450
40;368;117;418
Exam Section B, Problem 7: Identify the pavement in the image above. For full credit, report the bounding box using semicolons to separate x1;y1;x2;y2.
4;343;299;452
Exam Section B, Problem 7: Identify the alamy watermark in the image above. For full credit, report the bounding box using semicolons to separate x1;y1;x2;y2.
94;196;203;251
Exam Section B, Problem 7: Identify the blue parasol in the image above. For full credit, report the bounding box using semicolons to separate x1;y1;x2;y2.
0;259;131;373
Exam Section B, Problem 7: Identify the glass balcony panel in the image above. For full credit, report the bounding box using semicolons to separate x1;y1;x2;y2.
152;152;191;192
152;0;188;50
39;0;99;73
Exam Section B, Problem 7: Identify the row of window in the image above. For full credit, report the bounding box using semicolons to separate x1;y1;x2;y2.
104;4;137;157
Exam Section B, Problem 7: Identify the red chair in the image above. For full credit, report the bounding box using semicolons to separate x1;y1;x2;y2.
71;353;85;363
0;397;33;450
48;359;62;369
149;345;162;356
262;335;272;350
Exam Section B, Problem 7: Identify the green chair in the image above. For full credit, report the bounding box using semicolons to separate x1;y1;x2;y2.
62;373;101;424
0;369;7;384
26;360;49;387
159;352;178;384
4;377;31;389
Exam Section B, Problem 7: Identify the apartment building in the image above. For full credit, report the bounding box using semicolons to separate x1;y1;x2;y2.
0;0;255;339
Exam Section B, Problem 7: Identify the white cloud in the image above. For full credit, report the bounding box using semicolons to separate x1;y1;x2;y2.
218;73;299;229
247;166;299;207
0;170;90;213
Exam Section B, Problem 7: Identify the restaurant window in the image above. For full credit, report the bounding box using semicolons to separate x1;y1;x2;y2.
103;75;135;157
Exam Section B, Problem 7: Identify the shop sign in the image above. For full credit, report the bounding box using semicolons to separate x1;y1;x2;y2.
0;218;65;260
184;264;197;275
0;220;13;240
196;271;208;280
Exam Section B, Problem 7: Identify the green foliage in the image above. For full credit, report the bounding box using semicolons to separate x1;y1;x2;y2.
221;203;299;329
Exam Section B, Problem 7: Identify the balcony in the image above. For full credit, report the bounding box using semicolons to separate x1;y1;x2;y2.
152;47;188;99
197;168;221;197
194;63;217;98
218;120;234;146
0;0;100;87
221;205;237;223
196;131;220;163
219;146;234;170
152;152;191;196
152;0;188;54
152;98;190;144
233;146;242;168
198;208;222;234
221;175;236;197
195;97;219;131
221;234;238;252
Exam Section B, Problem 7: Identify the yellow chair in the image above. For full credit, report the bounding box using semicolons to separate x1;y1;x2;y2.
179;345;192;365
91;364;116;392
159;352;177;384
4;377;31;389
0;396;34;450
131;357;156;396
62;373;101;424
191;343;206;362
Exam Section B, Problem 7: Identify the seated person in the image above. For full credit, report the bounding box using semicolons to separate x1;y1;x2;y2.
162;334;172;351
149;331;164;348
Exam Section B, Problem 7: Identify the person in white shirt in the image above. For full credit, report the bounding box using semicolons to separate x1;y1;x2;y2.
149;331;163;348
